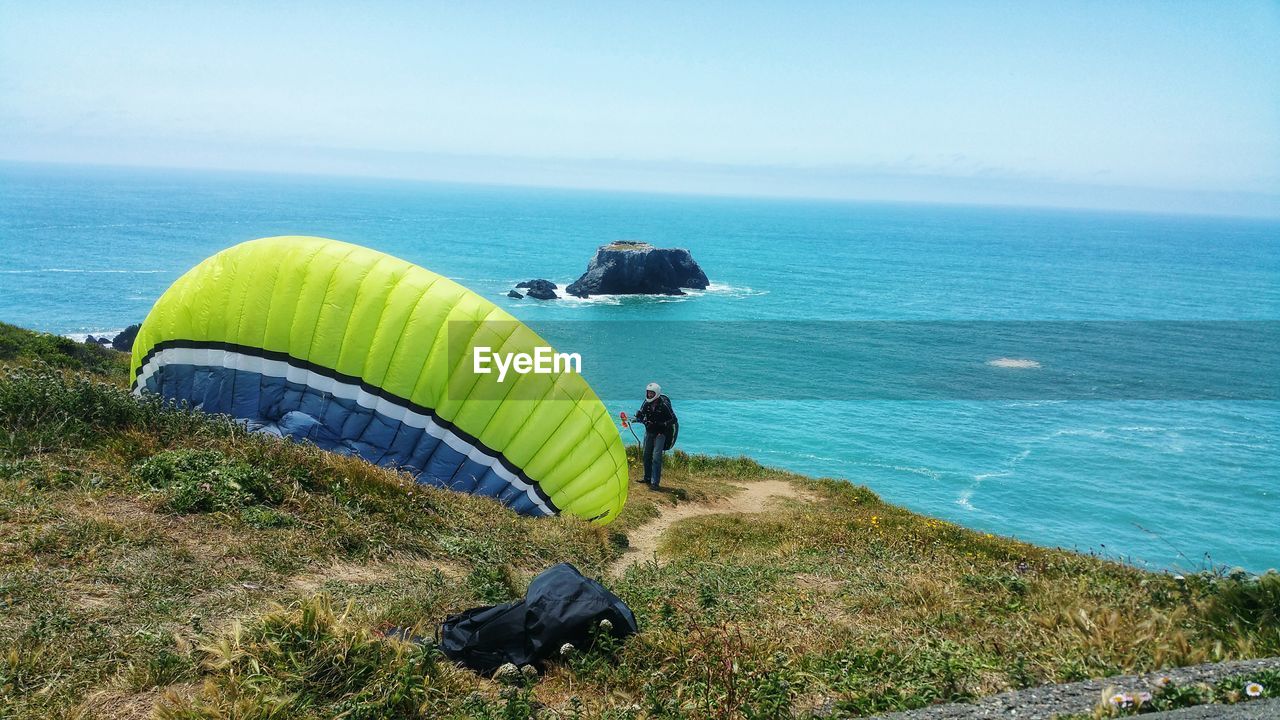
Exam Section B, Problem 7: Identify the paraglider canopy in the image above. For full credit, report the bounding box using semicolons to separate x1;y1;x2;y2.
131;236;627;523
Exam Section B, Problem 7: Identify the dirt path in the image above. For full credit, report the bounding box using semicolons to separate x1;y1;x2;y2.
610;479;808;576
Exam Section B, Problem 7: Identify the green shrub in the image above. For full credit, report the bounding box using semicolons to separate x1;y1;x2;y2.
1201;570;1280;652
0;366;229;455
239;505;297;529
466;565;521;604
0;322;128;377
134;449;282;514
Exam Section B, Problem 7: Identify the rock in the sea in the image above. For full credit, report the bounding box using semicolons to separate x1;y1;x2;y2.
565;242;708;297
516;279;559;300
111;324;140;352
507;289;524;299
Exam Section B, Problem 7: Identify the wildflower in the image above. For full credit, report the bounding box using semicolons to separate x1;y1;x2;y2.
521;664;538;679
599;618;613;632
1155;676;1172;688
1246;682;1263;698
1137;691;1152;703
494;663;520;681
1109;693;1132;707
560;642;575;656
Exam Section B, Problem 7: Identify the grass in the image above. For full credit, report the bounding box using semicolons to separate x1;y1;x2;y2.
601;241;652;252
0;320;1276;719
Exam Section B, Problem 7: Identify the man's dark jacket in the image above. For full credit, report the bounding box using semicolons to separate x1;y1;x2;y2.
634;394;676;435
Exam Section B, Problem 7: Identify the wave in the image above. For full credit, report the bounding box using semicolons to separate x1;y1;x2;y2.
959;448;1033;511
498;280;766;306
890;464;943;480
500;282;692;307
64;329;128;343
695;282;768;298
987;357;1041;369
1117;425;1197;433
1;268;167;274
1000;400;1067;408
8;219;270;231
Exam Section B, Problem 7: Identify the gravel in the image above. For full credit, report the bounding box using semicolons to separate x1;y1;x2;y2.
862;657;1280;720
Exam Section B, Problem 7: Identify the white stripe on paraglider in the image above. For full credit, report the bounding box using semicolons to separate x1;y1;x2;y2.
133;346;554;516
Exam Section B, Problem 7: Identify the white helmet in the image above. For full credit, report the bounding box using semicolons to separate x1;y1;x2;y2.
644;382;661;402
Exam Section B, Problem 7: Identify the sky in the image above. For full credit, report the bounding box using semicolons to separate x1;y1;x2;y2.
1;1;1277;216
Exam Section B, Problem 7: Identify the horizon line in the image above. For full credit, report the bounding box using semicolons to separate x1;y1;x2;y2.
3;156;1279;222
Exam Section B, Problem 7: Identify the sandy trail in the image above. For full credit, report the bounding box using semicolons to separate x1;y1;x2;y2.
610;479;809;576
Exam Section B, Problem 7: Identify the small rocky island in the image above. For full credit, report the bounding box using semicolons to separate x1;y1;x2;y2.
506;242;709;299
513;279;559;300
84;323;140;352
565;241;708;297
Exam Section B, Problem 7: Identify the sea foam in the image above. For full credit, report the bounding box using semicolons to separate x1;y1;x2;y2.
987;358;1041;369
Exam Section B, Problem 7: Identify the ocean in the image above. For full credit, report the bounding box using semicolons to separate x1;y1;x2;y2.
2;162;1276;572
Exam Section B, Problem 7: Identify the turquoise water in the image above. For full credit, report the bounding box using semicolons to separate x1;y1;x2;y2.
2;163;1277;571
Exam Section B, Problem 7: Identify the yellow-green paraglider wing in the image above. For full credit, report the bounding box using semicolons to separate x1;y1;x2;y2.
130;236;627;524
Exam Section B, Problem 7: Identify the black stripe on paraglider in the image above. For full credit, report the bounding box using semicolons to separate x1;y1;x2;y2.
132;338;560;515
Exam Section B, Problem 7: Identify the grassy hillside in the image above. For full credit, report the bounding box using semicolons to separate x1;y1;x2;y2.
1;321;1276;719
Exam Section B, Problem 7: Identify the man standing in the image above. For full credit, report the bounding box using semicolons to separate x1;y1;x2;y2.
634;382;677;489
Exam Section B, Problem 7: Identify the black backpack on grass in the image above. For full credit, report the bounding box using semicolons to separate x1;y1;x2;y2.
438;563;637;674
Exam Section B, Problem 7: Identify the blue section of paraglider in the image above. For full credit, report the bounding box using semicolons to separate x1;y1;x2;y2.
138;350;555;517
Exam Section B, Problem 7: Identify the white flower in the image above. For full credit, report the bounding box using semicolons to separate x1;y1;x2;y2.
560;642;576;656
521;664;538;678
1155;676;1172;688
1109;693;1132;706
1137;691;1152;703
599;618;613;631
1246;682;1264;698
494;663;519;680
